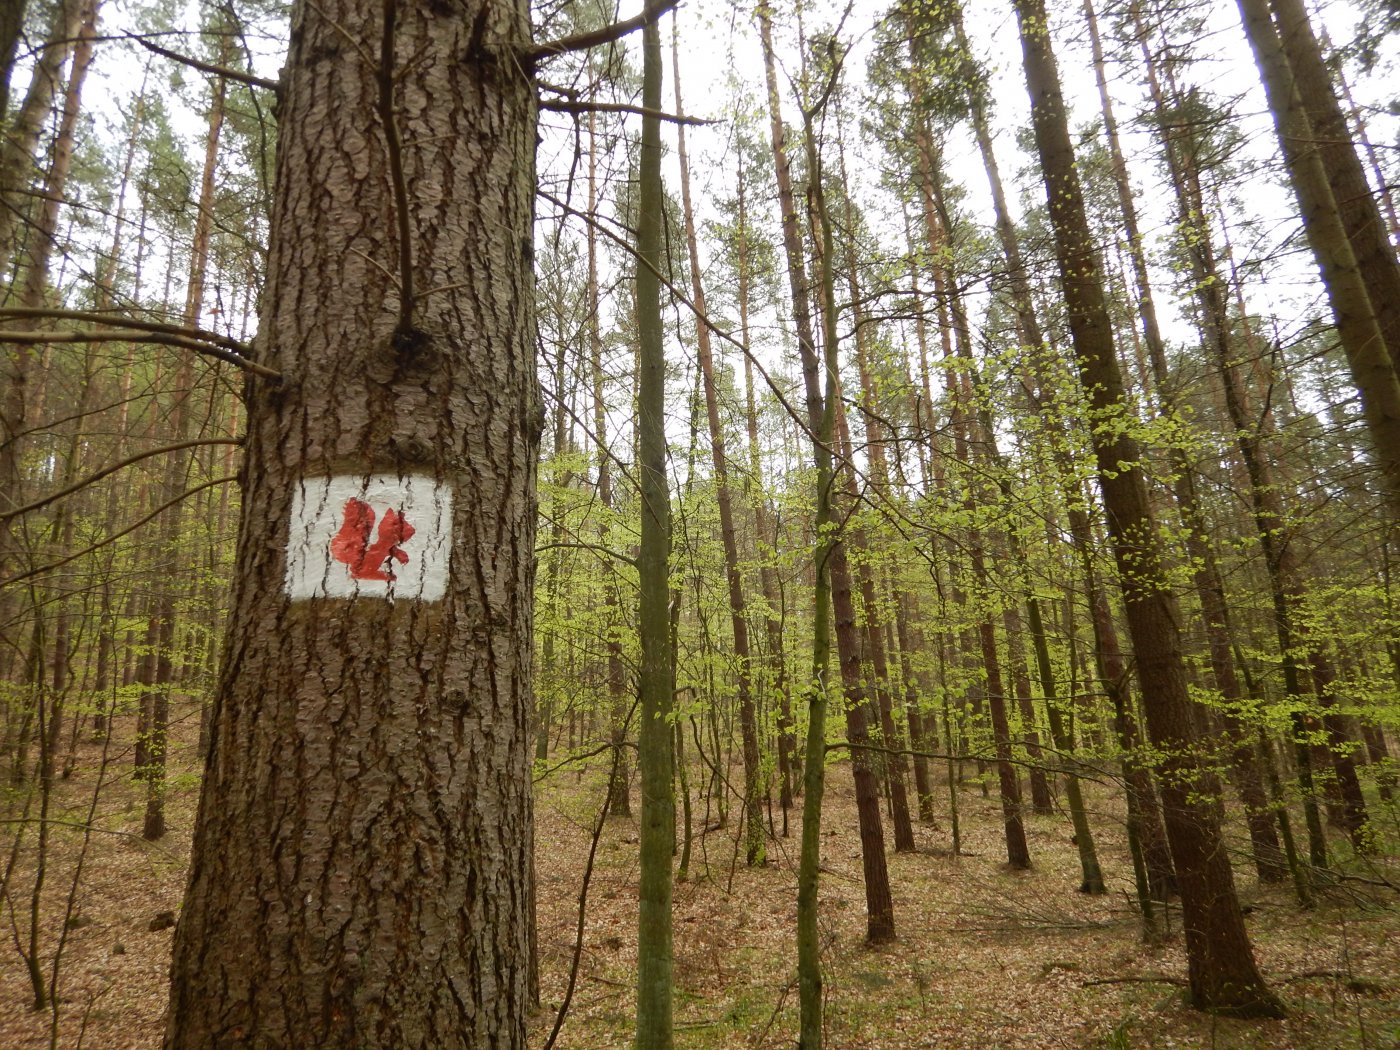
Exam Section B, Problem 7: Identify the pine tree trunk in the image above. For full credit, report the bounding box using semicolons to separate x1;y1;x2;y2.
1014;0;1280;1015
1103;0;1286;883
1269;0;1400;375
1235;0;1400;519
758;5;893;950
165;0;537;1042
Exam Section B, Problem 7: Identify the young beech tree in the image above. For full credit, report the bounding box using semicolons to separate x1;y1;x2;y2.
165;0;540;1044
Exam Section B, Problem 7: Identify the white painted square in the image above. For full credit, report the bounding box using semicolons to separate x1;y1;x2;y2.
285;474;454;601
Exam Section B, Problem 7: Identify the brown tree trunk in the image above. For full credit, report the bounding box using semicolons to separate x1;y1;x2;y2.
1235;0;1400;520
165;0;537;1043
588;109;631;821
140;41;225;842
1268;0;1400;376
735;154;795;821
758;5;893;944
1097;0;1286;883
1014;0;1280;1016
673;31;763;866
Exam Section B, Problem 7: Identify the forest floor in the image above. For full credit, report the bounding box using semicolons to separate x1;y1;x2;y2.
1;704;1398;1048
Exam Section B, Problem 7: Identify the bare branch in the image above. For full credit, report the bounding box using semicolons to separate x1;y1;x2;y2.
0;306;250;353
135;36;278;92
527;0;678;63
0;438;242;522
534;539;637;568
0;328;280;380
540;97;717;126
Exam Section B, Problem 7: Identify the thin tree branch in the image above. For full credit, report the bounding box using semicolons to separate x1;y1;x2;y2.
527;0;678;63
377;0;416;340
0;329;280;380
0;307;250;353
0;476;237;588
0;438;242;522
540;97;716;125
134;36;278;92
534;540;637;567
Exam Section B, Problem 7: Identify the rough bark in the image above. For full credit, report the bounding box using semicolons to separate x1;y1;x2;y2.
634;14;673;1049
165;0;538;1043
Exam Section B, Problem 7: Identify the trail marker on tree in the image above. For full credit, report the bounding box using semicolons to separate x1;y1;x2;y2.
285;474;452;601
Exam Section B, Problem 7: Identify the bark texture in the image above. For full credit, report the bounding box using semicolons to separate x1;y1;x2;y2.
165;0;538;1044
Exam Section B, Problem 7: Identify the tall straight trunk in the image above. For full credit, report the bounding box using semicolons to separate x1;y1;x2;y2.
1136;12;1372;855
673;32;763;866
758;6;894;959
0;0;83;693
804;120;895;944
1235;0;1400;519
916;124;1028;867
829;392;915;854
139;41;224;842
165;0;538;1040
587;110;631;819
1090;0;1285;882
0;0;82;284
754;15;837;1042
0;0;27;117
1013;0;1281;1016
1;0;96;760
633;14;673;1049
736;157;794;819
1003;602;1053;815
1268;0;1400;376
894;587;936;822
834;168;916;853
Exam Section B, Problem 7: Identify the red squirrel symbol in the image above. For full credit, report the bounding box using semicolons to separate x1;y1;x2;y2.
329;497;415;581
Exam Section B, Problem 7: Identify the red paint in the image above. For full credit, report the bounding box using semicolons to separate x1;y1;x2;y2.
329;497;416;581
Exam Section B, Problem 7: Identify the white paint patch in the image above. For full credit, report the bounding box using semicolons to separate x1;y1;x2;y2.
285;474;453;601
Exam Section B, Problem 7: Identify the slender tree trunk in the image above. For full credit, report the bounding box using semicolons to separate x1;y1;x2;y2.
758;6;893;958
587;107;631;819
140;41;224;842
0;0;28;118
673;32;763;865
1095;0;1287;882
634;14;673;1048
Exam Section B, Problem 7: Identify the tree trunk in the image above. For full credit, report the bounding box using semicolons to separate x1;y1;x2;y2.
673;31;763;866
758;5;894;954
1235;0;1400;520
1268;0;1400;376
1013;0;1281;1016
165;0;537;1043
634;13;673;1048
